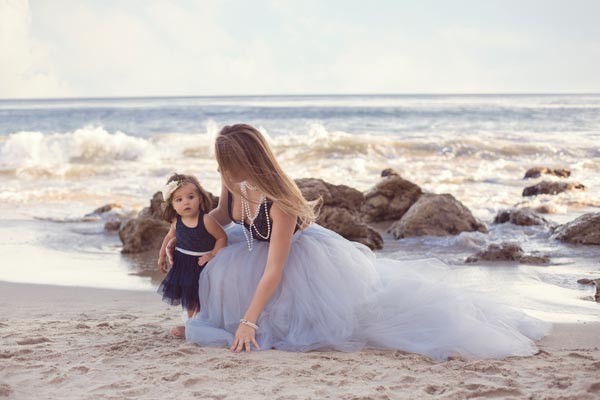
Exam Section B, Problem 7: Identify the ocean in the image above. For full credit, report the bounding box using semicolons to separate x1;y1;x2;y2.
1;94;599;322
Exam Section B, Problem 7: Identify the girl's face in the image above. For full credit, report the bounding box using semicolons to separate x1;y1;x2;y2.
171;183;201;217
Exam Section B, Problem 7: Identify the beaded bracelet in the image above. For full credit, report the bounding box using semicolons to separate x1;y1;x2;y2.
239;318;259;330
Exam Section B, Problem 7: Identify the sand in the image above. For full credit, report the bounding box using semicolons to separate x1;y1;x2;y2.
1;281;599;400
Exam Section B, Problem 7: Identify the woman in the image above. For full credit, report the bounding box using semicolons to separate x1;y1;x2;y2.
183;124;549;361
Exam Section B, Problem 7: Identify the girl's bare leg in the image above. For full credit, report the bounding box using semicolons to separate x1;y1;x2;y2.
169;308;198;338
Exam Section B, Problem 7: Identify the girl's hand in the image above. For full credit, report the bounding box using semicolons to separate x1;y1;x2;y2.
230;323;260;353
165;238;176;265
197;253;213;267
158;256;169;273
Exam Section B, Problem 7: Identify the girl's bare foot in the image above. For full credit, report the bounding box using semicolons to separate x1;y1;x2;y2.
169;325;185;338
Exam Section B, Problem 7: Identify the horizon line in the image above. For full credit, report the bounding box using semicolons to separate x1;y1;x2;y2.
1;92;600;102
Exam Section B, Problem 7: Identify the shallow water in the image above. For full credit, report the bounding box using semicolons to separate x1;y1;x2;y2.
0;94;599;322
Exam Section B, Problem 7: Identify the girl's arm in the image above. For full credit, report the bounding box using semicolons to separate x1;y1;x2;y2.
231;203;297;352
197;214;228;266
158;220;176;273
208;184;233;226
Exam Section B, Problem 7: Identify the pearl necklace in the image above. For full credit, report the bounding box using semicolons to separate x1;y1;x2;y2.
243;181;259;191
240;182;271;251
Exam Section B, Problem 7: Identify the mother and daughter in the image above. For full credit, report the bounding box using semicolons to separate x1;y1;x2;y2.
157;123;549;361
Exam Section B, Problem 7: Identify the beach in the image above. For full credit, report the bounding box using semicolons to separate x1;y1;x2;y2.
1;280;599;400
1;94;600;399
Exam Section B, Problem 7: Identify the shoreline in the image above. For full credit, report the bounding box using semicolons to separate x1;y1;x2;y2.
1;280;599;399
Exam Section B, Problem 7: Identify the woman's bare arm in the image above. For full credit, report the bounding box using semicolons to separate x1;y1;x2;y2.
231;203;297;352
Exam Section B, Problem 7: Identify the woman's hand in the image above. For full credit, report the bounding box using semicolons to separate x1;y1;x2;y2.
165;237;176;265
230;323;260;353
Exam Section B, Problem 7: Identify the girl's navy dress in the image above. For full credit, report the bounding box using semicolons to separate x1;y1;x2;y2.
157;213;216;312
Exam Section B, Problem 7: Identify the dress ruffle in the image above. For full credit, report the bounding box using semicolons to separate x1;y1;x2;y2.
185;224;550;360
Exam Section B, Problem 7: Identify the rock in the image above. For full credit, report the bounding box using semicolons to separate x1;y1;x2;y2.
552;213;600;245
493;208;551;226
389;193;488;239
86;203;137;233
318;206;384;250
296;178;364;211
138;192;167;219
119;217;170;254
519;254;551;265
89;203;122;215
104;220;122;231
577;278;600;303
296;178;383;250
362;175;423;222
524;167;571;179
522;181;586;197
465;243;524;263
534;204;557;214
381;168;400;177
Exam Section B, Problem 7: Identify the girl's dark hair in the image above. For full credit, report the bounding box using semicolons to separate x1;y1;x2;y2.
162;173;212;222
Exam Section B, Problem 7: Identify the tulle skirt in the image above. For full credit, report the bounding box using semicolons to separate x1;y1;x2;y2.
157;250;202;312
185;224;550;361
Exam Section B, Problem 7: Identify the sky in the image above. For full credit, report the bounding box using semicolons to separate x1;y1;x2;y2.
1;0;599;98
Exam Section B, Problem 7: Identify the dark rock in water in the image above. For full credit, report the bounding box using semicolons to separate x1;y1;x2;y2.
465;243;524;263
139;192;164;220
519;254;551;265
87;203;136;232
524;167;571;179
89;203;122;215
296;178;383;250
296;178;364;211
534;204;557;214
389;193;488;239
104;220;122;231
119;217;170;254
522;181;586;197
552;213;600;245
494;208;552;227
381;168;400;177
362;175;423;223
577;278;600;303
466;243;550;264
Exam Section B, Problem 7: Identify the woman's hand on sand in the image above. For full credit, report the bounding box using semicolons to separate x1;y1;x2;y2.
231;323;260;353
157;256;168;274
165;238;176;265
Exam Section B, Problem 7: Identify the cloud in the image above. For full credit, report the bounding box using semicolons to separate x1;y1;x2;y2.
0;0;74;98
1;0;599;98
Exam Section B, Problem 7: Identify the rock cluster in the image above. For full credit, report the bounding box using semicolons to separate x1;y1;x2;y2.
465;243;550;265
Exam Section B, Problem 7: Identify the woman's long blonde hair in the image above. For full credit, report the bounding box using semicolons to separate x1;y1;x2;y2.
215;124;318;229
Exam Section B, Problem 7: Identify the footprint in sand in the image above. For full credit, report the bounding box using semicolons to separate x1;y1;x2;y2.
16;337;51;345
69;366;90;374
183;377;208;387
0;384;13;397
588;382;600;393
161;372;188;382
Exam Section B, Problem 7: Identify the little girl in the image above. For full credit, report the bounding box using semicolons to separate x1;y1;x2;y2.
157;173;227;337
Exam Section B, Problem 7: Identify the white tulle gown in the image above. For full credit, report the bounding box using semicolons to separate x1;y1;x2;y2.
185;220;550;361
